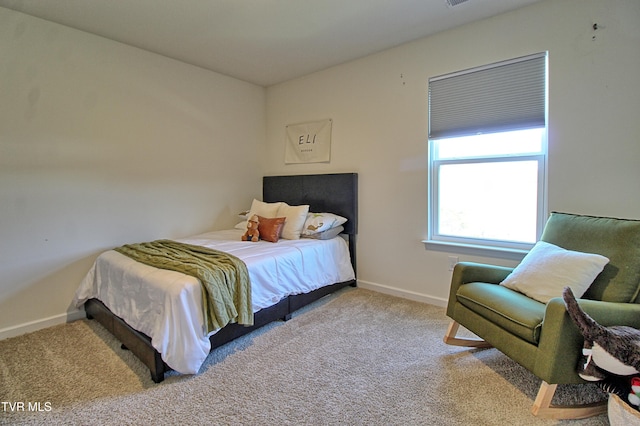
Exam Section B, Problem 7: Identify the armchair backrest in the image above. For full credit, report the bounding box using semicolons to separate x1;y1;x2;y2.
540;212;640;303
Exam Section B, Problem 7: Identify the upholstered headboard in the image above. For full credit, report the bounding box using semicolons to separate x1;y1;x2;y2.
263;173;358;271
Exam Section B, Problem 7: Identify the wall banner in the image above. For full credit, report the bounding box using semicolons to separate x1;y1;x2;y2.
285;119;332;164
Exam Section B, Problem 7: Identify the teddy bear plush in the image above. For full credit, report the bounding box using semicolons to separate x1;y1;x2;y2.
563;286;640;410
241;214;260;242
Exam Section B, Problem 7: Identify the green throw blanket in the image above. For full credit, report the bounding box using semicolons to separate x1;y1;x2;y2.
114;240;253;333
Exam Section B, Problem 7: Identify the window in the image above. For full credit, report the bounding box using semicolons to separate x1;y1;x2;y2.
427;53;548;252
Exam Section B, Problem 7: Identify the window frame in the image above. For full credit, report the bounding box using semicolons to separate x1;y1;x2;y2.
427;131;547;253
425;53;548;254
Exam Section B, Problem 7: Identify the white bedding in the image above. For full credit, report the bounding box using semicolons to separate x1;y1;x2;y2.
73;229;355;375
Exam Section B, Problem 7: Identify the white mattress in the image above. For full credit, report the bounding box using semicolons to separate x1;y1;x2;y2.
73;229;355;375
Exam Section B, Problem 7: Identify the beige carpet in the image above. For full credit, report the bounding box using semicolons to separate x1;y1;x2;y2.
0;288;609;425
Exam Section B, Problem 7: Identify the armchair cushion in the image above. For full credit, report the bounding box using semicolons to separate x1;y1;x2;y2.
457;282;545;344
499;240;609;303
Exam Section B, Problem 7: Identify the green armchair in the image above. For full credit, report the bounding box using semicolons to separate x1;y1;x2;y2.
444;212;640;419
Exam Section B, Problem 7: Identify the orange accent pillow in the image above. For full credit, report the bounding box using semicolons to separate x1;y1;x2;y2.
257;216;286;243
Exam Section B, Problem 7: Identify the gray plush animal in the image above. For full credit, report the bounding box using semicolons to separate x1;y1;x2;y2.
563;286;640;409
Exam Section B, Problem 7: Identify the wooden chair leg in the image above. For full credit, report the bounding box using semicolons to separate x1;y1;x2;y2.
531;381;607;419
443;320;492;348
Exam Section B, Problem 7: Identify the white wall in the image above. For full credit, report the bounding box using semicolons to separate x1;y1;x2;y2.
265;0;640;305
0;8;266;336
2;0;639;338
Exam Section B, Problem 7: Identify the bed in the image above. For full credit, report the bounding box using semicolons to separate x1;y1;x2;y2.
74;173;358;383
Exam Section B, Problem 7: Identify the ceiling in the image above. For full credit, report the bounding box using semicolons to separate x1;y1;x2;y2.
0;0;544;86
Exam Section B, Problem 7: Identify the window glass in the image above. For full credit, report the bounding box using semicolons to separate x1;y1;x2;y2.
438;159;540;243
434;128;544;160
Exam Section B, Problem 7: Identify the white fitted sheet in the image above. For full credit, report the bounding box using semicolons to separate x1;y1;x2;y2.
73;229;355;375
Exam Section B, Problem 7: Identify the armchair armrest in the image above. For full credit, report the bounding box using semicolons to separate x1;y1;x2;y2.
447;262;514;318
452;262;514;285
571;299;640;327
534;298;640;384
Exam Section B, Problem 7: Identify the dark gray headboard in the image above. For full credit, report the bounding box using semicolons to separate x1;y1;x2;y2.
263;173;358;272
263;173;358;235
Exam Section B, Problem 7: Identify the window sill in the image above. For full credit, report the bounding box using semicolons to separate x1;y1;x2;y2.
422;239;529;261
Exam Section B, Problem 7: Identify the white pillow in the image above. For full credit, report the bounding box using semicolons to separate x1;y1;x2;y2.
276;203;309;240
301;213;348;236
500;241;609;303
235;199;283;230
248;199;282;218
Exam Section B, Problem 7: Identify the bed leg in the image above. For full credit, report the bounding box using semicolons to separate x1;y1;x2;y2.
121;344;129;350
283;313;292;321
151;371;164;383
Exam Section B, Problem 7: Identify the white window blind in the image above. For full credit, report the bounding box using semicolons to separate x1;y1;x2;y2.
428;53;547;139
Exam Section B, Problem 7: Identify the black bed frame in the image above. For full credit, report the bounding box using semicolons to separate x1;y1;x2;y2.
84;173;358;383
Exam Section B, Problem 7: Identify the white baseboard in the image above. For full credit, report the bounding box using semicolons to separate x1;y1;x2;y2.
357;279;448;308
0;309;86;341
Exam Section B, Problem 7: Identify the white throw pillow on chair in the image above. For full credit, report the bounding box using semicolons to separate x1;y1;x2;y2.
500;240;609;303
